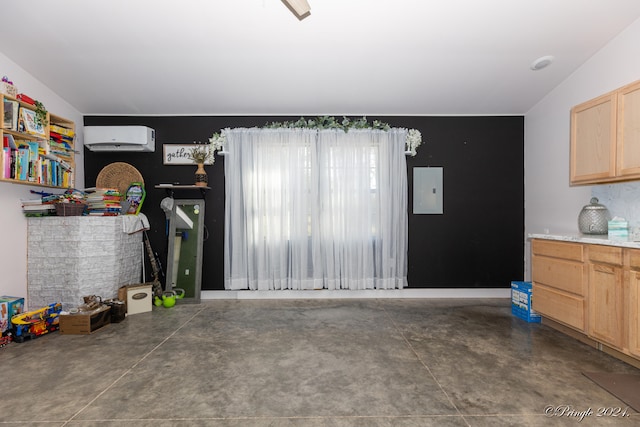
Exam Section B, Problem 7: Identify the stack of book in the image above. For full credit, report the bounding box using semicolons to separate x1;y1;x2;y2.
49;123;75;165
20;194;58;217
85;188;122;216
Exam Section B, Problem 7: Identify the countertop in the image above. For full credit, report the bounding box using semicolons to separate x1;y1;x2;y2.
528;232;640;249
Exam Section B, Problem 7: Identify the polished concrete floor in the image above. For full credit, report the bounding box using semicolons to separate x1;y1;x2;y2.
1;298;639;426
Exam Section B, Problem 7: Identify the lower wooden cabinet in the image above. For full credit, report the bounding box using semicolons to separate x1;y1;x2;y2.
531;238;640;364
531;239;586;331
628;251;640;358
588;257;624;348
533;284;585;330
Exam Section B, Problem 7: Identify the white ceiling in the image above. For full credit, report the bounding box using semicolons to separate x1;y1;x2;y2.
2;0;640;116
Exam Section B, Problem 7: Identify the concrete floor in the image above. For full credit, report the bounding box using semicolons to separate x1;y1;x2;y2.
1;298;639;426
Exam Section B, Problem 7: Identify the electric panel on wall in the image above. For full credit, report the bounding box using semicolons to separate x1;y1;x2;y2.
413;167;443;214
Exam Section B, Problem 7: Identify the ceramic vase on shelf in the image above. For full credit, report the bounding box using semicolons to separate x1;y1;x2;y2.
194;162;208;187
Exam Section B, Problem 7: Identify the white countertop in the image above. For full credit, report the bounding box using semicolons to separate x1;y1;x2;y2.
528;233;640;249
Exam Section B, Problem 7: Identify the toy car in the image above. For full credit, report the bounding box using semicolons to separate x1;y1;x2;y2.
11;303;61;343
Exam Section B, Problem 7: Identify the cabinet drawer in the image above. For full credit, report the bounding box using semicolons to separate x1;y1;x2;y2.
532;239;583;262
588;245;623;265
533;284;585;331
531;255;586;296
628;249;640;270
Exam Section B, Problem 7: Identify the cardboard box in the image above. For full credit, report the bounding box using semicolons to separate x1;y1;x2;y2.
0;296;25;333
59;305;111;335
126;284;153;315
511;281;541;323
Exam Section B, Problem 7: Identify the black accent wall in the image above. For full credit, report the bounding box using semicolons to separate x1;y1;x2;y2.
83;115;524;290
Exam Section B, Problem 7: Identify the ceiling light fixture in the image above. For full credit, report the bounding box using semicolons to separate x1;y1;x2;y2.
530;55;554;71
282;0;311;19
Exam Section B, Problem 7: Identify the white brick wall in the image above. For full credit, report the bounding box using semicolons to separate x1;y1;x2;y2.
27;216;143;310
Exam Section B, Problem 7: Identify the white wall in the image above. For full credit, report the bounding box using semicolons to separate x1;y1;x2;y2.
0;52;83;306
524;17;640;279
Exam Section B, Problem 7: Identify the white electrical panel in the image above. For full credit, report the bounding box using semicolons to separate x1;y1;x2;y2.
413;167;443;214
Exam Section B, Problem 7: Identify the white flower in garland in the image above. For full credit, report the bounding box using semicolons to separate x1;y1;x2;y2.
212;118;424;156
406;129;422;157
209;129;227;152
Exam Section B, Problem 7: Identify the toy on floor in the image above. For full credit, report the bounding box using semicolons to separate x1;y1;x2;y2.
0;332;12;347
11;303;62;343
154;288;185;308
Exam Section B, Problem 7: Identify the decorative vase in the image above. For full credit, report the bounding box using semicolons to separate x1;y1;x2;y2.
194;162;208;187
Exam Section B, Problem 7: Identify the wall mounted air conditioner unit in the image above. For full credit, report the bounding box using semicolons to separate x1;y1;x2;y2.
84;126;156;152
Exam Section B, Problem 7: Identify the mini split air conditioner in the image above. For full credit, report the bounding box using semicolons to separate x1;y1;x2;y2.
84;126;156;152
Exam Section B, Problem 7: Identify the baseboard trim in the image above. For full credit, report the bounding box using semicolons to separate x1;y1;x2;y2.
201;288;510;300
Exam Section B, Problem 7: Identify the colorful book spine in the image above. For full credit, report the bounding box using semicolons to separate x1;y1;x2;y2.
18;147;29;181
50;124;75;138
3;147;10;178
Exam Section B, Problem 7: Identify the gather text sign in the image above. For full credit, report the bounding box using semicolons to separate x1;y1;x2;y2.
163;144;213;165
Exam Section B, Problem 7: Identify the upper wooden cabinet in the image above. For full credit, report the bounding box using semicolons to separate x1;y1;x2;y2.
570;79;640;185
616;80;640;179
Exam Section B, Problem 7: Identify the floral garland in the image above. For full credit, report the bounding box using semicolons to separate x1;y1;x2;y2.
207;116;423;158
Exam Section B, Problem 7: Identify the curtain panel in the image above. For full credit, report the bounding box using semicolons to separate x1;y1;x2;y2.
224;128;408;290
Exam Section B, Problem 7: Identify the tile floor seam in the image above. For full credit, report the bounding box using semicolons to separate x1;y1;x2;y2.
379;301;472;427
60;414;473;423
59;306;208;427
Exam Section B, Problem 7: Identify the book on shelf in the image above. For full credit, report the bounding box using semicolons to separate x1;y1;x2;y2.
18;107;45;137
17;147;29;181
41;152;72;170
10;149;16;179
2;147;11;178
27;141;39;162
50;131;74;144
3;134;17;149
3;99;19;131
49;124;75;138
16;94;35;105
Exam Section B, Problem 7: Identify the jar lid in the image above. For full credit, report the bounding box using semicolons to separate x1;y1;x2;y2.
582;197;608;210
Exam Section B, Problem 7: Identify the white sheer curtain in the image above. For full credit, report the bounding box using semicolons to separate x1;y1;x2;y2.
224;127;408;290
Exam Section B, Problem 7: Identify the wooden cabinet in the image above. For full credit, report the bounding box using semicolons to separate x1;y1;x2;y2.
531;238;640;365
570;79;640;185
628;249;640;358
1;93;75;188
588;245;624;348
616;80;640;179
570;92;616;184
531;239;586;331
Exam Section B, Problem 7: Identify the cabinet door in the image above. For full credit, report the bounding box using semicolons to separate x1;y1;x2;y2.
630;268;640;358
570;92;617;185
533;283;585;331
616;80;640;178
532;255;585;295
588;262;624;349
